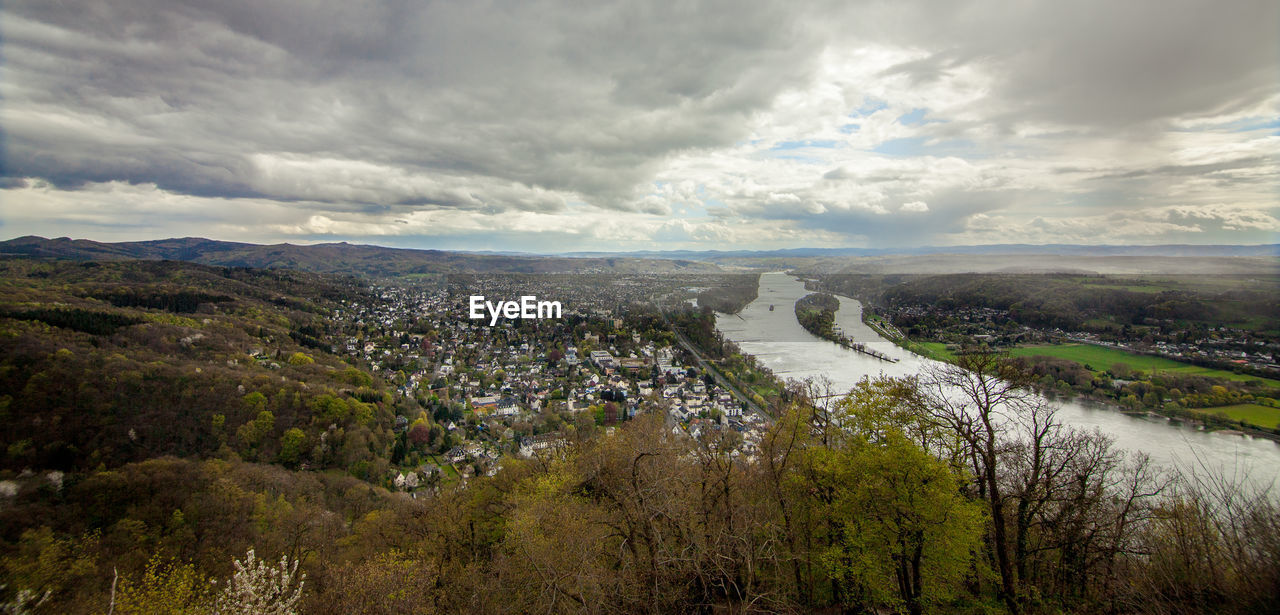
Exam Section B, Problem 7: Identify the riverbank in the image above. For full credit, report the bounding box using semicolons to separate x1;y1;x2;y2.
718;272;1280;492
853;301;1280;441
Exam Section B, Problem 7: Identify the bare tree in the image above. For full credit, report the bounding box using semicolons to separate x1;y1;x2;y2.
921;350;1040;613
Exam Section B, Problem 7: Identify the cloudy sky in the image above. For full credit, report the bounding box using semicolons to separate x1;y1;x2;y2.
2;0;1277;252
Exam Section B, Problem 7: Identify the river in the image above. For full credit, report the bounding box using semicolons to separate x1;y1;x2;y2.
716;272;1280;488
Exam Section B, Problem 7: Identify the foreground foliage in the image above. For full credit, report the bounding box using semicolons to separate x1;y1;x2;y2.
3;370;1276;614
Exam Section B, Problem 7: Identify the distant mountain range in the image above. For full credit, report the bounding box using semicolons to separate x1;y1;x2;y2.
3;236;1276;277
565;244;1280;260
0;236;720;276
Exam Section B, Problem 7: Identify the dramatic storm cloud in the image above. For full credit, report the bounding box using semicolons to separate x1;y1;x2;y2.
2;0;1276;250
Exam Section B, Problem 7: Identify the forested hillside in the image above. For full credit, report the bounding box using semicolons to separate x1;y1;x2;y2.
4;369;1275;614
0;259;401;476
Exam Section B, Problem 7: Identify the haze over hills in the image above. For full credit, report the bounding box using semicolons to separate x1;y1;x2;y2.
566;244;1280;260
571;244;1280;275
795;253;1280;276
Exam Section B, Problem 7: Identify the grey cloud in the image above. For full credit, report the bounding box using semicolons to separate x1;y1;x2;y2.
2;0;827;214
830;0;1278;131
823;168;906;184
4;0;1277;250
879;52;965;86
787;188;1030;247
1099;156;1274;180
977;1;1273;130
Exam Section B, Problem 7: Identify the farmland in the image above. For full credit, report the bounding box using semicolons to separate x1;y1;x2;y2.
1009;343;1280;388
1195;403;1280;430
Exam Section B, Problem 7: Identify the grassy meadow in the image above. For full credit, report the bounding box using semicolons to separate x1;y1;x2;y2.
1009;343;1280;388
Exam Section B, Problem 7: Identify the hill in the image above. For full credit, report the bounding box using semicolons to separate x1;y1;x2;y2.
0;236;721;276
0;258;404;474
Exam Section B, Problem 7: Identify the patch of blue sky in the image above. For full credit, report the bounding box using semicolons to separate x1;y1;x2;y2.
897;108;928;126
1229;118;1280;133
839;123;860;134
770;139;839;151
1169;117;1280;134
871;136;927;156
871;137;982;158
771;153;827;164
852;98;887;117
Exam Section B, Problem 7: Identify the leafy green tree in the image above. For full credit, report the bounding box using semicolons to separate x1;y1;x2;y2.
309;394;350;426
242;392;268;413
115;554;212;615
0;527;98;607
211;414;226;444
830;436;984;615
237;411;275;450
278;429;307;467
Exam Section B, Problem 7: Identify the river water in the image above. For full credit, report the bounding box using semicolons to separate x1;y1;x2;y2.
716;272;1280;488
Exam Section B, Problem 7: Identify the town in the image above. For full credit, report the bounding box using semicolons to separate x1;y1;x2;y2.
322;275;773;493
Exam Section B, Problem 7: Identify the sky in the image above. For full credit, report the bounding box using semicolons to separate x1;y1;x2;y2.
2;0;1278;252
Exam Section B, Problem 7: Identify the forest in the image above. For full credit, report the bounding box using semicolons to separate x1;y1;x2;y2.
0;259;404;477
2;357;1275;614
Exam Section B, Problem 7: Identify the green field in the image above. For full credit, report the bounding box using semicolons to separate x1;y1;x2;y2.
900;340;956;362
1195;404;1280;430
1009;343;1280;388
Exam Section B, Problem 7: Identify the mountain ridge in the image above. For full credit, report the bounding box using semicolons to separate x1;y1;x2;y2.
0;235;721;276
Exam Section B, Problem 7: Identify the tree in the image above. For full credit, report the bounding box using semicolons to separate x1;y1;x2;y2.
212;548;305;615
922;350;1038;613
242;392;267;413
789;376;983;614
115;554;212;615
278;429;306;467
831;436;983;615
407;423;431;447
0;527;98;606
237;411;275;450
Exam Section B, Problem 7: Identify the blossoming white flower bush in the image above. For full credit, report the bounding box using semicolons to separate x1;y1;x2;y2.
211;549;305;615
